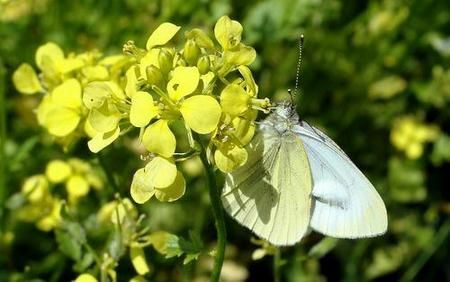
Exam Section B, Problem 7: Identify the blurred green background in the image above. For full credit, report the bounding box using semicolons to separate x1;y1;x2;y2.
1;0;449;281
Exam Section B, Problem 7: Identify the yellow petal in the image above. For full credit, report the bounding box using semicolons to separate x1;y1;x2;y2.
125;65;139;98
88;103;121;133
167;66;200;101
142;120;176;158
111;198;138;224
43;107;80;137
75;273;98;282
84;119;98;138
214;16;243;50
35;42;64;71
130;245;151;275
66;175;90;197
224;44;256;66
37;95;53;126
12;64;43;95
232;116;256;146
238;65;258;96
220;84;250;116
155;171;186;202
215;145;248;173
145;156;177;188
22;175;49;203
82;65;109;81
68;158;91;174
130;91;159;127
56;57;85;74
146;22;181;50
87;127;120;153
130;168;155;204
45;160;72;183
140;49;160;75
83;81;125;109
180;95;221;134
51;78;82;109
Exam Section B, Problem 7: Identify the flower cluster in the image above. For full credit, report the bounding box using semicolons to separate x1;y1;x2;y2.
13;43;131;149
13;16;271;205
390;116;440;159
16;159;103;231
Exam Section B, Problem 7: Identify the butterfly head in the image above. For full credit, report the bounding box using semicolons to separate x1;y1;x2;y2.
263;101;300;133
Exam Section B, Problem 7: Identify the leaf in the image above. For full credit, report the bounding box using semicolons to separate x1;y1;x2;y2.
147;231;203;264
73;253;95;272
55;228;82;261
308;237;338;259
107;229;126;261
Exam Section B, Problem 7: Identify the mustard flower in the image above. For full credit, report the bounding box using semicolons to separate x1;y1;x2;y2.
130;156;186;204
390;116;440;159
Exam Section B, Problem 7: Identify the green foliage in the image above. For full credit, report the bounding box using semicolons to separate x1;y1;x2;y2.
0;0;449;281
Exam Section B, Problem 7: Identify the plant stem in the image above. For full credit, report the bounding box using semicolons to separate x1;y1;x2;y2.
194;134;226;282
97;152;118;194
0;60;7;234
400;219;450;282
273;247;281;282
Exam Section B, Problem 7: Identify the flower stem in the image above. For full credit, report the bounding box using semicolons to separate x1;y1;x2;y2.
194;134;226;282
273;248;281;282
0;60;6;233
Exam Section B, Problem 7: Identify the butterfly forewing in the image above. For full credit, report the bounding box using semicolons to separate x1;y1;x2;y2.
222;128;312;246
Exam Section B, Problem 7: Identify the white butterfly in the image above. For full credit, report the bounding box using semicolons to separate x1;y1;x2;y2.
221;101;388;246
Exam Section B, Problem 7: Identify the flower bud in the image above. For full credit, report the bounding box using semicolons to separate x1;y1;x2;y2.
158;49;174;74
183;39;200;65
146;65;164;87
197;56;210;74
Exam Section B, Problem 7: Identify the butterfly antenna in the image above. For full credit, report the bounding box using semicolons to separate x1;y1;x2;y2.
293;34;304;100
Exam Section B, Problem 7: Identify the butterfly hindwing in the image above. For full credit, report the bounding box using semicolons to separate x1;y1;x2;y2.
296;123;388;238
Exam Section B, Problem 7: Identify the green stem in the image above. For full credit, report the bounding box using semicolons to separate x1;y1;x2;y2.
273;248;281;282
400;220;450;282
0;60;6;234
97;152;119;194
194;134;226;282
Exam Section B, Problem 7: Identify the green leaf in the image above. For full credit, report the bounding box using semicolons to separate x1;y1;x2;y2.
388;157;426;202
107;229;126;261
147;231;203;264
73;252;95;272
308;237;338;259
55;229;82;261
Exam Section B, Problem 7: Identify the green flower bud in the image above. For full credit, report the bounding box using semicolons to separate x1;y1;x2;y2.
197;56;210;75
146;65;164;87
183;39;200;66
158;49;174;74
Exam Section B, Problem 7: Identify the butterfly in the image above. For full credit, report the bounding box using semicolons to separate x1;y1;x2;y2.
221;101;388;246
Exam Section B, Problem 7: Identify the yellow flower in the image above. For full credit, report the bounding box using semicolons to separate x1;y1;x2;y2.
133;66;221;158
214;16;243;50
212;112;257;172
110;198;138;225
37;78;83;137
21;175;50;203
83;81;129;152
220;84;266;117
36;198;62;231
45;160;72;183
130;244;151;275
75;273;98;282
390;116;440;159
12;63;43;94
130;157;186;204
146;22;180;50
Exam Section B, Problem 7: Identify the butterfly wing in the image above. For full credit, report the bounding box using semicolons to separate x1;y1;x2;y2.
222;130;312;246
295;122;388;238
